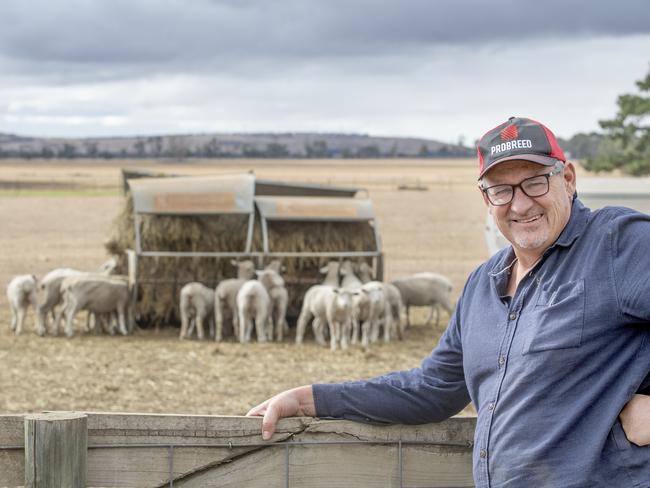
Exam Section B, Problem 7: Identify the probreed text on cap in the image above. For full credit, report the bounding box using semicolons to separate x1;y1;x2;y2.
490;139;533;155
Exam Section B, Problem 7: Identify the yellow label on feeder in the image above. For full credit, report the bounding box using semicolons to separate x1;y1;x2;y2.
275;199;359;218
153;192;236;213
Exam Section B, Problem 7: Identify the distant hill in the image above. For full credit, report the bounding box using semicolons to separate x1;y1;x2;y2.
0;132;473;159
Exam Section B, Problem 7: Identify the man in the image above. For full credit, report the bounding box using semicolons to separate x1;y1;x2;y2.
248;117;650;487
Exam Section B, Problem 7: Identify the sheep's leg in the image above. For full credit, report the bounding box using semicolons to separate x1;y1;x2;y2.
64;297;80;338
351;316;360;345
341;319;351;351
9;303;17;333
116;305;128;336
85;312;93;333
35;307;48;336
238;308;249;343
370;315;380;343
196;308;205;340
232;312;240;341
406;305;411;328
255;310;268;343
295;309;313;345
361;319;371;348
394;307;404;340
313;317;327;346
14;305;26;335
52;304;66;336
329;319;338;352
434;305;440;328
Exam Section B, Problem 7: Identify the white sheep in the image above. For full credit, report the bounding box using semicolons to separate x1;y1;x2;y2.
320;261;341;287
357;262;404;340
353;281;390;348
179;282;215;340
214;259;257;342
36;268;85;336
6;274;39;335
295;285;358;351
236;281;272;344
59;274;131;338
340;260;362;290
262;264;289;342
390;272;454;327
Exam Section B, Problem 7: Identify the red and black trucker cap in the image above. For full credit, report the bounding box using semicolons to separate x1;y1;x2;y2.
477;116;566;178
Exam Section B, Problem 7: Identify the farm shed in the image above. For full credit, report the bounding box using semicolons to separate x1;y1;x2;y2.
484;176;650;256
111;171;382;326
0;412;475;487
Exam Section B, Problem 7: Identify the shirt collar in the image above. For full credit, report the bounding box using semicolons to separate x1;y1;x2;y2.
488;195;590;277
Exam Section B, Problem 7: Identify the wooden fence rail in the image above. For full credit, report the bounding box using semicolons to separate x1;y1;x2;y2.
0;412;476;487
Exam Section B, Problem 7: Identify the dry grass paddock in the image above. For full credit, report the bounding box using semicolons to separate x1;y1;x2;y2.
0;157;505;416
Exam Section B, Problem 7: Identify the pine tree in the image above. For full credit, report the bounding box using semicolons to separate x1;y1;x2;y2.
585;65;650;175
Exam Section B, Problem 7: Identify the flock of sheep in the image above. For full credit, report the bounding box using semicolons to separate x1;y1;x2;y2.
179;259;454;351
6;257;455;351
6;258;128;338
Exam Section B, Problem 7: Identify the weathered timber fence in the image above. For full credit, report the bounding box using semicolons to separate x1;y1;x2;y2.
0;412;476;487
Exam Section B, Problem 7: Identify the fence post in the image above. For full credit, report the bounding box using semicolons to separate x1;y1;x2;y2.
24;412;87;488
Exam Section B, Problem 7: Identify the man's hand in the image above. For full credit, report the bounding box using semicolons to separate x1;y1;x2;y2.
619;394;650;446
246;385;316;440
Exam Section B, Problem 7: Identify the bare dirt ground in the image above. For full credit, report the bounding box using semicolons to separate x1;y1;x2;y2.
0;158;490;416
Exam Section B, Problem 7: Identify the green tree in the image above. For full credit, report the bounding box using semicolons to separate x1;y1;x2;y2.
585;66;650;175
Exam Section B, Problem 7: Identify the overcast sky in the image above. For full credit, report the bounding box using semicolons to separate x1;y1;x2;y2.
1;0;649;144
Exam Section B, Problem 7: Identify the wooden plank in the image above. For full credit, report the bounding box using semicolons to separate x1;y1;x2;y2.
82;413;308;486
0;415;26;487
170;419;475;487
25;412;87;488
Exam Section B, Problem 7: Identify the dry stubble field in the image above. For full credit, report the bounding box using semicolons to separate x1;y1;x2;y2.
0;158;489;416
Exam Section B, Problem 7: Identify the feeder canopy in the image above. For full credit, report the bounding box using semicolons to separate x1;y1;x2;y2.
255;196;375;222
128;174;255;215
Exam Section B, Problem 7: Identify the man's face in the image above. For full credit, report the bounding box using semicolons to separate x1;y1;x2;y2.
480;160;576;256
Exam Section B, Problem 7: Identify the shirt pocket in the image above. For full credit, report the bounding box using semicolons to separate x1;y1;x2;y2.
522;279;585;355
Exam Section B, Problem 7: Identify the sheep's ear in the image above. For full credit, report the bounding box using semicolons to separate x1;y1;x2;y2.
281;265;287;273
32;274;37;282
333;288;340;294
319;265;328;274
254;270;262;277
230;259;238;266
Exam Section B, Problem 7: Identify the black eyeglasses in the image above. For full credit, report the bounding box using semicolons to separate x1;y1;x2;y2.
481;165;563;206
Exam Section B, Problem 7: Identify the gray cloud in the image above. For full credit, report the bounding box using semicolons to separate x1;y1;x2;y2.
1;0;648;79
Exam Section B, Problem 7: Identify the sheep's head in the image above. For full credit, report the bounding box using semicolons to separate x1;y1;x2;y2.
232;259;256;280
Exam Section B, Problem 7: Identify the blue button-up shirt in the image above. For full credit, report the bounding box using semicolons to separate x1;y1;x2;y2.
314;198;650;487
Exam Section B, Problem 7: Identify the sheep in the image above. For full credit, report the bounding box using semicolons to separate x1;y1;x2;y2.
6;274;39;335
234;268;286;343
320;261;341;286
262;263;289;342
214;259;257;342
383;283;404;340
340;260;362;290
295;285;358;351
390;272;454;327
179;282;215;340
353;281;390;348
357;262;404;340
36;268;85;336
59;274;131;338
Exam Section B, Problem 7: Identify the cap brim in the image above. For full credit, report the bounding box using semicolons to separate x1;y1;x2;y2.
479;153;559;178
